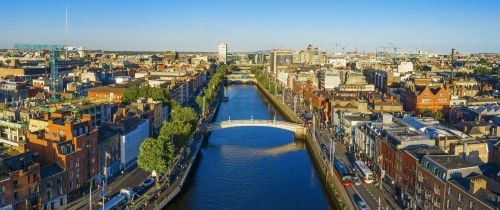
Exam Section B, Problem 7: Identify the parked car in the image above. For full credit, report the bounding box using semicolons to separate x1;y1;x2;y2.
143;177;155;189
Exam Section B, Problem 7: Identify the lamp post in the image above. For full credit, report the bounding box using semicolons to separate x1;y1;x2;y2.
102;152;110;208
293;95;297;115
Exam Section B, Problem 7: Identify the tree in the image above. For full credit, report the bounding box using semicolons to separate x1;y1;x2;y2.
171;106;198;128
159;121;193;148
121;86;171;104
420;109;444;122
479;58;488;65
122;86;139;104
137;138;171;174
474;66;492;75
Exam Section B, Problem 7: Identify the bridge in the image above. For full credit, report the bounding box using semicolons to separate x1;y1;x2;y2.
201;120;307;139
226;73;256;84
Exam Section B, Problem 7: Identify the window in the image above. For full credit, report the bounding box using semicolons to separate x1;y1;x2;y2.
14;192;18;199
13;180;18;189
469;201;474;210
458;193;463;203
422;99;432;103
60;198;64;206
448;187;452;196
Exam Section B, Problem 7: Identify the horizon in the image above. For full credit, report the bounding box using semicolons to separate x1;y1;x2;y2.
1;0;499;53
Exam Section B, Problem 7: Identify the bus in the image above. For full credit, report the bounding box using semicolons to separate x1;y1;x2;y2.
333;159;353;186
354;160;374;184
99;189;134;210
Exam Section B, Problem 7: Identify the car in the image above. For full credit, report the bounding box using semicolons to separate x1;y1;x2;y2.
357;201;370;210
143;177;155;188
353;176;362;186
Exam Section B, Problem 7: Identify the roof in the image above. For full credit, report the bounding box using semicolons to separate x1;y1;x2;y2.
448;175;499;209
426;155;477;170
40;162;64;178
405;145;446;160
88;86;125;93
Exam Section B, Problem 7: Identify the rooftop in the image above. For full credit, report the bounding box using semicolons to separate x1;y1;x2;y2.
40;162;63;178
426;155;477;170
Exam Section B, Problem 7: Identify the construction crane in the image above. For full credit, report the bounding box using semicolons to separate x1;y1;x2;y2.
14;44;76;101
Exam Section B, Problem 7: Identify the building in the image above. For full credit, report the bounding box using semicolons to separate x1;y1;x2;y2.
444;78;480;97
218;43;227;63
446;175;500;210
402;146;447;209
39;162;67;210
102;116;150;171
0;81;29;103
0;112;28;151
416;155;481;210
270;49;294;75
297;44;327;65
404;85;451;114
87;86;125;103
397;61;414;73
97;124;122;179
323;70;341;90
0;152;40;210
27;113;99;193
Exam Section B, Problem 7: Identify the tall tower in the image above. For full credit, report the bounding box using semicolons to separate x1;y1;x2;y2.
218;43;227;63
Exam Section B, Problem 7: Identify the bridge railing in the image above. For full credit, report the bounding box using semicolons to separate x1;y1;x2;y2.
209;120;303;127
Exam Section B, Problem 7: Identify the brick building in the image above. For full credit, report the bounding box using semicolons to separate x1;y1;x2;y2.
445;175;500;210
27;113;99;193
404;86;450;114
416;155;480;210
0;152;40;210
87;86;125;103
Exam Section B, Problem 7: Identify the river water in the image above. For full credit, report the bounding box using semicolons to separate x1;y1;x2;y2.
165;85;331;210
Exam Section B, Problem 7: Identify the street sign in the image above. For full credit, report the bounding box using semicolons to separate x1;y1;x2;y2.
99;191;104;198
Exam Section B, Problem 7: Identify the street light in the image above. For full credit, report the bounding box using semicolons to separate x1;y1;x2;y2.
102;152;110;208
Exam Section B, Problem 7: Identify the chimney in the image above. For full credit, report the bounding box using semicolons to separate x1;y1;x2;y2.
469;176;486;194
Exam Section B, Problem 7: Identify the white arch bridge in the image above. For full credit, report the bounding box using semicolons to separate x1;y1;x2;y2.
201;120;307;139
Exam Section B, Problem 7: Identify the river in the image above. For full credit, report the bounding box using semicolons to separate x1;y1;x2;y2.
165;84;331;210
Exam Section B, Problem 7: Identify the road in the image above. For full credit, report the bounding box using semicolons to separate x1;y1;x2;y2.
279;88;402;210
64;167;149;210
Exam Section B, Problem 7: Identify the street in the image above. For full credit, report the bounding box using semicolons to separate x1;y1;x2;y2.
280;88;402;210
64;167;149;210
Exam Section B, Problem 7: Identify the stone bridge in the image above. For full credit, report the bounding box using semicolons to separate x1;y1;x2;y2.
201;120;306;139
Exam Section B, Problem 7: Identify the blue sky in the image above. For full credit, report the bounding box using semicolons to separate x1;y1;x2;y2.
1;0;499;53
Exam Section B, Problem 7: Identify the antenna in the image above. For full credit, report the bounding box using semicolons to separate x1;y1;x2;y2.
65;5;68;46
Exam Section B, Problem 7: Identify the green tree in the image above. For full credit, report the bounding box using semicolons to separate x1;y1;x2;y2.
137;138;171;174
122;86;171;104
122;86;139;104
474;66;492;75
159;121;193;148
421;109;444;122
171;106;198;128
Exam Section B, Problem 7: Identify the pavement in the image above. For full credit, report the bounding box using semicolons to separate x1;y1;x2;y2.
280;89;403;210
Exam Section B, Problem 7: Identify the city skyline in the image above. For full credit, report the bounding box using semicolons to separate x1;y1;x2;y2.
1;0;500;53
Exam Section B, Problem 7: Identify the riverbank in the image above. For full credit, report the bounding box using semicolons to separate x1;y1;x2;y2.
253;80;353;210
147;85;224;210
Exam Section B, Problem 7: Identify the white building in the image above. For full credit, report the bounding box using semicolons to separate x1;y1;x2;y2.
120;119;150;170
397;61;414;73
114;76;131;84
328;58;347;69
324;70;341;90
218;43;227;63
277;72;288;87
